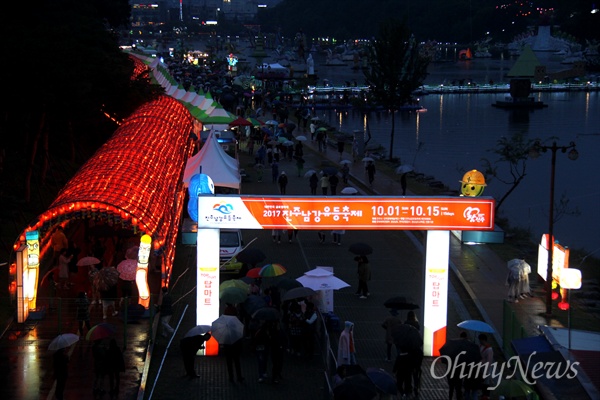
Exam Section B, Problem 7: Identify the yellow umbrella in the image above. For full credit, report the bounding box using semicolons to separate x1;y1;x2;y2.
219;279;249;291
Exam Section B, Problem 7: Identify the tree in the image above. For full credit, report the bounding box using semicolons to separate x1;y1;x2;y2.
363;19;429;161
480;132;535;214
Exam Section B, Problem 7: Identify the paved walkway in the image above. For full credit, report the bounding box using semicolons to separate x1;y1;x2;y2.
0;121;571;400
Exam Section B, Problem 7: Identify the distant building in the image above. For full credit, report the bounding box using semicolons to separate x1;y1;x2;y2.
130;0;284;26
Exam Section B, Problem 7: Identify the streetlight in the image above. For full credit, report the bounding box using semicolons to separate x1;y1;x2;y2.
529;140;578;316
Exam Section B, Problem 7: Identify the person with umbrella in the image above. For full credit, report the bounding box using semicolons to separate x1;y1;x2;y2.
341;163;350;184
382;309;402;362
99;278;119;320
53;347;70;400
365;160;376;186
75;291;91;337
295;156;305;177
309;172;318;195
105;338;125;396
220;307;245;384
354;255;371;299
180;332;212;378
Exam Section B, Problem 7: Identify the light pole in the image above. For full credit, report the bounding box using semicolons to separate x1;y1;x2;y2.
529;140;578;316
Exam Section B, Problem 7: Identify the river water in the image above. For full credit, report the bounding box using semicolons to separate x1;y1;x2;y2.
312;57;600;255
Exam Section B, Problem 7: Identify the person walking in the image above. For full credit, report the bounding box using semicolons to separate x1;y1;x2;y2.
278;171;288;194
317;230;327;244
365;161;376;186
158;286;175;337
270;321;286;383
253;321;272;383
100;282;119;320
271;160;279;183
478;333;494;399
337;140;345;160
341;164;350;185
354;255;371;299
382;309;402;361
53;347;69;400
105;338;125;397
51;226;69;267
75;291;91;337
221;306;245;383
57;248;73;289
405;310;420;331
401;173;408;195
331;230;345;245
92;339;108;395
506;264;520;303
337;321;357;365
320;174;329;195
517;258;533;298
309;172;318;195
329;173;339;195
295;157;305;177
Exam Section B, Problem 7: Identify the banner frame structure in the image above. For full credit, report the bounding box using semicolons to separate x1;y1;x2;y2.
196;195;495;356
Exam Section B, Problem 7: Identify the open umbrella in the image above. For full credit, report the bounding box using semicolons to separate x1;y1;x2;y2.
220;287;248;304
333;373;378;400
321;167;339;176
304;169;317;178
295;135;308;141
340;187;358;195
219;279;249;291
86;323;116;341
489;379;537;400
439;338;481;364
457;320;494;333
265;119;279;125
76;256;101;267
395;164;414;174
282;140;294;147
384;296;419;310
361;157;374;162
340;159;353;165
252;307;281;321
317;127;328;132
229;116;253;127
48;333;80;351
275;277;303;292
366;367;398;396
211;315;244;345
297;274;350;291
93;266;120;291
116;259;137;281
348;242;373;256
259;263;287;277
184;325;212;338
246;267;262;279
235;248;266;265
243;295;267;315
282;286;317;301
125;246;139;260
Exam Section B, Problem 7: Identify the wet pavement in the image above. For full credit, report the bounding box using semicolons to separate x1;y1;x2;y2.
0;120;577;400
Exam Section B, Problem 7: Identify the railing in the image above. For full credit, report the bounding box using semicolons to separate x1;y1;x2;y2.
502;300;527;357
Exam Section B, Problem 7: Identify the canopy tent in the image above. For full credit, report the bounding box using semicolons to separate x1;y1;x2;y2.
15;95;195;286
183;131;241;191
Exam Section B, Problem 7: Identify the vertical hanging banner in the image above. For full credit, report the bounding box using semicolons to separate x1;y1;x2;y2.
25;231;40;309
196;229;220;328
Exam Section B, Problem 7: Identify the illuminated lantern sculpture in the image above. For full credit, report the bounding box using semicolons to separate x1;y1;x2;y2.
460;170;487;197
136;234;152;309
25;231;40;308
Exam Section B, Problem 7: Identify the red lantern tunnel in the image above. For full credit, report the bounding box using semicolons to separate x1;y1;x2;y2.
16;95;195;285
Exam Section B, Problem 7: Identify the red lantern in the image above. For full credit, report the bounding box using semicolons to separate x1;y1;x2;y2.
558;301;569;311
551;291;559;300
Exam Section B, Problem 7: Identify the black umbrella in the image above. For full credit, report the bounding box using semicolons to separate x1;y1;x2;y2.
391;324;422;353
281;286;317;301
348;243;373;256
439;338;481;364
275;277;303;291
321;166;339;176
243;294;267;315
235;248;266;265
333;373;378;400
384;296;419;310
252;306;281;321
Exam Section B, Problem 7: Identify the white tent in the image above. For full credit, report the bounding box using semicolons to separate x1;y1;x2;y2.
183;131;240;191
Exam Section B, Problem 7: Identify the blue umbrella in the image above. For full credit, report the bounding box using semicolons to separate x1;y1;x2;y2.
457;319;494;333
366;367;398;395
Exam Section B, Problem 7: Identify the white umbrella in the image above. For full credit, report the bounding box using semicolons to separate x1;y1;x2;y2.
282;141;294;146
295;135;308;141
211;315;244;344
265;120;279;125
304;169;317;178
395;164;414;174
296;274;350;291
340;187;358;195
340;159;352;165
362;157;374;162
48;333;79;351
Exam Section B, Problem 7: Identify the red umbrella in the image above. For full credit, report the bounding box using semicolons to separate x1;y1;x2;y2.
246;267;262;279
117;259;137;281
229;116;253;127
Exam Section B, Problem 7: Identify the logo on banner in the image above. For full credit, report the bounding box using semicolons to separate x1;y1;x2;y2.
213;201;234;214
463;207;486;223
